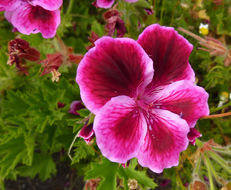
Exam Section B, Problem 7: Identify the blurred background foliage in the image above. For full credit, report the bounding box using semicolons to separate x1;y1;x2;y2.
0;0;231;189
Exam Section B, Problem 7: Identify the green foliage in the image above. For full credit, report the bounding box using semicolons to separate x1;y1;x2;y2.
17;153;56;181
71;140;95;164
0;0;231;189
85;158;157;190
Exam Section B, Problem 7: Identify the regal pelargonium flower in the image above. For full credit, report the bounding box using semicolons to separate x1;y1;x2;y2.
96;0;138;9
0;0;62;38
76;24;209;173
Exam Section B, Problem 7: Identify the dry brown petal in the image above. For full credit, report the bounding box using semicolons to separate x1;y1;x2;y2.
40;53;63;76
190;180;208;190
84;178;101;190
51;69;61;82
128;179;138;190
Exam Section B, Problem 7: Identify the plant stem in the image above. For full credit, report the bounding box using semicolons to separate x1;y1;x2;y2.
205;154;220;184
212;147;231;156
67;0;75;14
210;101;231;113
208;151;231;175
204;154;215;190
68;132;79;161
193;156;201;178
201;111;231;119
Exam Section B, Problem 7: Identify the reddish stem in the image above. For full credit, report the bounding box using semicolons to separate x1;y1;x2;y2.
201;111;231;119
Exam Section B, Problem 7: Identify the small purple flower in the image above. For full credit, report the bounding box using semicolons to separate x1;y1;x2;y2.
0;0;62;38
76;24;209;173
96;0;138;9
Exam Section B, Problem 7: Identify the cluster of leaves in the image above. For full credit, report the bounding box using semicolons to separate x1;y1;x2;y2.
0;0;231;189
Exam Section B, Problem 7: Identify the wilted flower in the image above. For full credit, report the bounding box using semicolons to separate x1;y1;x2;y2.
96;0;138;9
190;180;208;190
127;179;139;190
7;38;40;75
76;24;209;173
86;32;100;50
103;9;126;37
178;27;231;67
40;52;63;82
0;0;62;38
84;178;100;190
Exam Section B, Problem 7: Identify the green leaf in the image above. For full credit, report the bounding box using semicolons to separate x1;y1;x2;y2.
72;140;95;164
85;158;156;190
18;153;56;181
0;136;28;178
85;158;118;190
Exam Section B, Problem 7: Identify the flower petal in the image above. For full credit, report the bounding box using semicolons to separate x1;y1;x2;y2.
96;0;114;8
0;0;17;10
188;128;201;145
69;100;85;116
137;109;189;173
7;3;60;38
147;80;209;127
137;24;194;87
94;95;147;163
28;0;62;11
76;36;153;114
78;123;95;144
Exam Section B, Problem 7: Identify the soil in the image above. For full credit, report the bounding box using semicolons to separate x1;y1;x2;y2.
5;161;84;190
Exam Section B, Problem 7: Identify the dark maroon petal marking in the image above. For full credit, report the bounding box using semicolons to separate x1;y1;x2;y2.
137;109;189;173
76;36;153;114
94;96;147;163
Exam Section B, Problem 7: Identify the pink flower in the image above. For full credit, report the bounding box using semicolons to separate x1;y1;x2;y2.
76;24;209;173
96;0;138;9
0;0;62;38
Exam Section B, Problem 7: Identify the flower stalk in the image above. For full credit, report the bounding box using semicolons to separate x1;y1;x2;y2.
201;111;231;119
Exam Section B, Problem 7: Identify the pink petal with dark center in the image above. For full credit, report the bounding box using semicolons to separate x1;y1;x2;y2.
78;123;94;144
137;109;189;173
137;24;194;87
28;0;63;11
7;2;60;38
146;80;209;127
96;0;114;8
94;96;147;163
187;128;201;145
76;36;153;114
